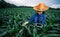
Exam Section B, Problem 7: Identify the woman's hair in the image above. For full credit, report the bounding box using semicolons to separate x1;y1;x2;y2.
37;11;45;14
42;11;45;14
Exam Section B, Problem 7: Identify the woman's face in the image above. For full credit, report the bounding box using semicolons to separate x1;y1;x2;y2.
37;11;43;15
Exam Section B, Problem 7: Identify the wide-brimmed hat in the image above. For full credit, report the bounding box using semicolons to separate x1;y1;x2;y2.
33;3;49;11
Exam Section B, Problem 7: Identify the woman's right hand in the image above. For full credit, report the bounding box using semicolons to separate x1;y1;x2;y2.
22;21;29;26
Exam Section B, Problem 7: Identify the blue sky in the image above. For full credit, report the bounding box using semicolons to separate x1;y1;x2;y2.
54;0;60;4
4;0;60;7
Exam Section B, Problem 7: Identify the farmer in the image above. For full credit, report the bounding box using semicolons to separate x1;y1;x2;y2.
22;3;49;28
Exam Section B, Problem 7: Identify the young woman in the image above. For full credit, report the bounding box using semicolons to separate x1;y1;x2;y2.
22;3;49;28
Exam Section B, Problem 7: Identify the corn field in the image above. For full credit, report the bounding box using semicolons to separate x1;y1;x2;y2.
0;8;60;37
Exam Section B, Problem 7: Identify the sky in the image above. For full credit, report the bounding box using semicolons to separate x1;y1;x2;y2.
4;0;60;8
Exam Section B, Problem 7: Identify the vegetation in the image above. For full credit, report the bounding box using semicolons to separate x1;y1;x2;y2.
0;8;60;37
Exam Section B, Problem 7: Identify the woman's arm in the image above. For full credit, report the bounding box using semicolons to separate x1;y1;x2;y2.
22;14;34;26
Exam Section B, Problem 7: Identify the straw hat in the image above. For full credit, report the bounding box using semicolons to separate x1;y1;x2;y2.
33;3;49;11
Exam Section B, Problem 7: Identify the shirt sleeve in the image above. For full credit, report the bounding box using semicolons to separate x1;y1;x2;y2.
28;14;34;23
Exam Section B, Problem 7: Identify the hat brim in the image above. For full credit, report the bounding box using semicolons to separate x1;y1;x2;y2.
33;5;49;11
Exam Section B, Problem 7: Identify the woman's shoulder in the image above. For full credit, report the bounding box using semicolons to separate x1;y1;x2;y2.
32;13;37;16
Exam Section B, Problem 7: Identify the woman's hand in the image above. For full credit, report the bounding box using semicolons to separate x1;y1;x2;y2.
22;21;29;26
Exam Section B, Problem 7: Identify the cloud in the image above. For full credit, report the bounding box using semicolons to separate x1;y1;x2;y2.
50;4;60;8
4;0;57;7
